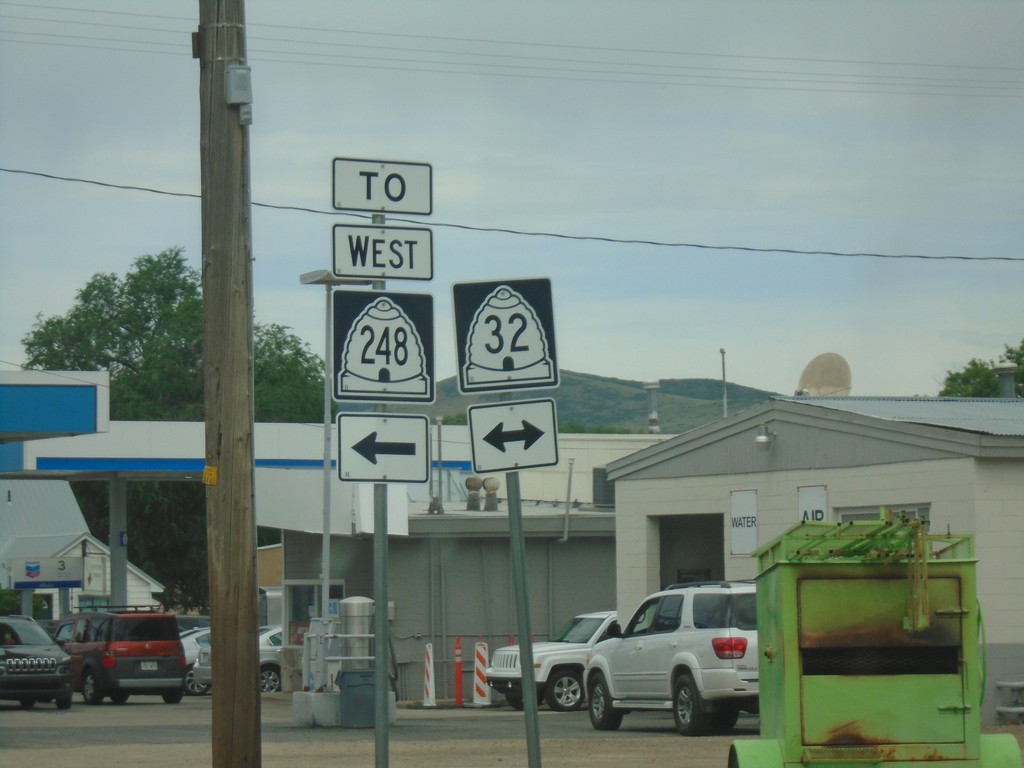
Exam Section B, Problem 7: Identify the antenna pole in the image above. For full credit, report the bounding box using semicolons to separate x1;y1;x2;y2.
720;348;728;418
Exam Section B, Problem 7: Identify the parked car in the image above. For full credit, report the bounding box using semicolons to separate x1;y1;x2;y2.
0;615;74;709
584;581;758;736
486;610;617;711
53;608;187;705
174;615;210;633
180;628;212;696
193;625;283;693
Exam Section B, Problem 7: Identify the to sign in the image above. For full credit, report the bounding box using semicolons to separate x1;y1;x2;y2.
452;278;558;394
468;398;559;473
333;157;432;215
338;413;429;483
333;289;434;403
333;224;433;281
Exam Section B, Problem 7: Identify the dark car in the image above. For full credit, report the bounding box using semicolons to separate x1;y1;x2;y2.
0;615;74;709
54;608;186;705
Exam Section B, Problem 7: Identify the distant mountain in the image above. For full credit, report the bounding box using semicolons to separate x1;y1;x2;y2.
425;371;779;434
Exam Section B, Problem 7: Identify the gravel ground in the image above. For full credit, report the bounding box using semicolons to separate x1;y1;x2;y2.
2;694;1021;768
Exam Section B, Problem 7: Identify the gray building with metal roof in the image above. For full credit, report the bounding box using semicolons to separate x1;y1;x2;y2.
607;396;1024;724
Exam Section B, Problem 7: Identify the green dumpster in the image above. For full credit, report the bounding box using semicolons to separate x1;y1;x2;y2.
730;517;1021;768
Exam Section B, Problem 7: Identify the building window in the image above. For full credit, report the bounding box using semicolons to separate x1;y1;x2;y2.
837;505;930;524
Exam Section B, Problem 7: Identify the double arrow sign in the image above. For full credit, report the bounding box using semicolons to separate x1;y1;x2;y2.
483;420;544;453
468;399;558;474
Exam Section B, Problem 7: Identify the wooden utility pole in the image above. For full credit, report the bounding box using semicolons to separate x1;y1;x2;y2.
195;1;261;765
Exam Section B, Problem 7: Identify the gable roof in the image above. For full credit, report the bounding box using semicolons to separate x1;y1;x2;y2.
0;479;88;540
775;396;1024;437
0;479;163;592
608;397;1024;481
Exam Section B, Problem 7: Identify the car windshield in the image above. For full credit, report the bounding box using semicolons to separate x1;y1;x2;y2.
551;616;605;643
1;621;54;645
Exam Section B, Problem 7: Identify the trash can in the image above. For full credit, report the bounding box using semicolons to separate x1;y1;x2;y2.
337;669;375;728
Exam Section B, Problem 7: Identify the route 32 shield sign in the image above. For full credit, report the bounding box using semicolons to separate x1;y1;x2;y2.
452;278;558;395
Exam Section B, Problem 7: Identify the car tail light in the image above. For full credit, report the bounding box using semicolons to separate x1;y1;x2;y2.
712;637;748;659
102;650;117;668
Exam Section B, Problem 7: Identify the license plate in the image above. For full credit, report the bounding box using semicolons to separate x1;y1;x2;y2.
141;661;158;671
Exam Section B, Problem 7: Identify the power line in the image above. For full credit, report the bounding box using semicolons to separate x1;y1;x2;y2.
3;1;1021;74
3;167;1021;264
1;4;1021;98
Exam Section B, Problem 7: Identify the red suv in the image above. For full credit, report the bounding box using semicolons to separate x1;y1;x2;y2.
54;608;186;705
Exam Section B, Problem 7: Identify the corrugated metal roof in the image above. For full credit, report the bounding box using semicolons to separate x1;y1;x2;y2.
775;397;1024;436
3;533;84;559
0;479;89;538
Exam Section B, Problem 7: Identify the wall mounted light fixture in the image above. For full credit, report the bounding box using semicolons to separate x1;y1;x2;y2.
755;425;772;451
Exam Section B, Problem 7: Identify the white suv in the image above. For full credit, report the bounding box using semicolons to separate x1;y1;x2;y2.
584;581;758;736
485;610;617;711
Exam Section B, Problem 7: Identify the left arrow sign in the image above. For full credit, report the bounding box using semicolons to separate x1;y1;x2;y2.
338;413;430;483
353;431;417;464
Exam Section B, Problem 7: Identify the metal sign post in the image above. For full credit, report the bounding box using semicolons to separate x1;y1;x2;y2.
506;470;543;768
453;277;559;768
373;483;389;768
329;157;434;768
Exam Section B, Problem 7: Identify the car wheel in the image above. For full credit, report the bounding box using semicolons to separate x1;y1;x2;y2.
56;696;73;710
672;673;709;736
260;665;282;693
587;673;623;730
19;698;36;709
82;669;104;705
163;688;184;704
185;667;211;696
545;669;584;712
110;691;129;704
504;690;524;710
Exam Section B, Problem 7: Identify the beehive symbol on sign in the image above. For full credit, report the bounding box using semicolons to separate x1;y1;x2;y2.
462;285;555;390
339;297;429;397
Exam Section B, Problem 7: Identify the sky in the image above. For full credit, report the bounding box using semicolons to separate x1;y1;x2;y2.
1;0;1022;400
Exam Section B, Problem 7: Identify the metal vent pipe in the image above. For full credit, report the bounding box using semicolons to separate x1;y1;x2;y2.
995;363;1018;398
644;381;660;434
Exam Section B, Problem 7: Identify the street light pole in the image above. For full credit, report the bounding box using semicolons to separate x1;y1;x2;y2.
300;269;371;688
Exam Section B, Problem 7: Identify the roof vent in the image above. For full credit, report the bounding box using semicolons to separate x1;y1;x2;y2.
994;363;1018;398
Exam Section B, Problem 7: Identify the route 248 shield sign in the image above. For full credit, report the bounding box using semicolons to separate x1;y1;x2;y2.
332;289;434;403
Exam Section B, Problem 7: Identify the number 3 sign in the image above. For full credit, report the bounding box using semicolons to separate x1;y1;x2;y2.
452;278;558;394
333;289;434;403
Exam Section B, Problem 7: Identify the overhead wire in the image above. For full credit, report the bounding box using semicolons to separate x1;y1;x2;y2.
1;4;1021;262
2;167;1021;263
0;3;1021;97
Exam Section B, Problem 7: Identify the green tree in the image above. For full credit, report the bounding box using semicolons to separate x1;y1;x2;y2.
23;248;204;420
21;248;322;610
0;589;48;617
254;323;323;423
940;339;1023;398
